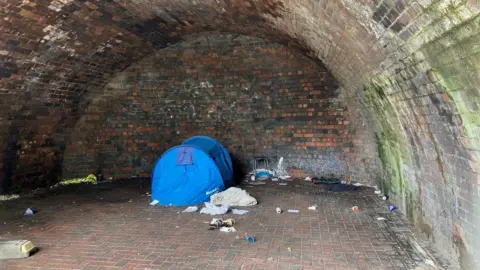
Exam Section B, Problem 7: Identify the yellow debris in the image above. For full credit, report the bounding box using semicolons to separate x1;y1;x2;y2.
59;174;97;185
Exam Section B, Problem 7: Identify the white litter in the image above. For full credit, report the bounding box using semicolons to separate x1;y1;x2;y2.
425;259;435;267
182;206;198;213
278;183;287;186
352;183;363;186
149;200;159;206
0;194;20;201
274;157;289;179
249;182;266;185
271;177;279;181
200;202;229;215
288;209;299;213
374;190;381;194
220;227;237;232
250;175;255;181
210;187;257;206
308;205;317;210
276;207;282;214
304;177;312;181
376;217;386;221
232;209;249;215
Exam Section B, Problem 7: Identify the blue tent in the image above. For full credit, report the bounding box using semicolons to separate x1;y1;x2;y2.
151;136;233;206
182;136;233;187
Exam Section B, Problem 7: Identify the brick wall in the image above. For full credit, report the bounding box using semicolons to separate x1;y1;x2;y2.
62;34;380;184
0;0;479;267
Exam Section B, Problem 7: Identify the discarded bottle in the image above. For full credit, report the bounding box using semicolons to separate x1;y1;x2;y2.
276;207;282;214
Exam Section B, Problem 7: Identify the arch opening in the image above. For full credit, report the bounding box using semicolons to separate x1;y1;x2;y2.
0;0;479;267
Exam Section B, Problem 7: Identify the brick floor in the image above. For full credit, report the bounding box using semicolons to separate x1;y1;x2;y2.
0;179;449;269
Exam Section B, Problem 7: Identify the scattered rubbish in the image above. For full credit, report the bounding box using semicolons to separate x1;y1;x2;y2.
24;208;35;216
249;182;266;185
0;194;20;201
276;207;282;214
220;227;237;232
271;177;278;182
351;206;359;212
245;234;255;243
251;158;273;181
236;236;240;239
376;217;386;221
59;174;97;185
182;206;198;213
308;205;317;210
255;169;273;181
287;247;292;252
352;182;363;187
208;218;228;230
0;240;36;259
312;177;341;185
274;157;289;179
287;209;299;213
208;218;235;230
221;219;235;227
374;190;382;195
382;195;389;201
388;204;397;212
250;175;255;181
150;200;159;206
200;202;229;215
278;183;287;186
424;259;435;267
232;209;249;215
210;187;257;206
128;199;133;203
304;176;312;181
325;184;357;192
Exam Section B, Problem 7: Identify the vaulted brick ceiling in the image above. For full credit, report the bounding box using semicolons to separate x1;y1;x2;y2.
1;0;480;268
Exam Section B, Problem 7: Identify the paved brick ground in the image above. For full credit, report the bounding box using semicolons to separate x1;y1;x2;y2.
0;179;449;270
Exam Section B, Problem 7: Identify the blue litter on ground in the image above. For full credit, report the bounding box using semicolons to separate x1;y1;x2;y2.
388;204;397;212
24;208;35;216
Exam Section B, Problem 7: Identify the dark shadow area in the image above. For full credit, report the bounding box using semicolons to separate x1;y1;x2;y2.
230;154;247;186
1;124;20;194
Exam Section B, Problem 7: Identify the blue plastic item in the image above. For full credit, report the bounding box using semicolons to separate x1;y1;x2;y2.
388;204;397;212
182;136;233;188
246;235;255;243
151;136;233;206
24;208;35;216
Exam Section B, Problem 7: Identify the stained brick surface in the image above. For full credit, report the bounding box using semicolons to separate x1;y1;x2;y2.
0;179;449;270
61;34;379;184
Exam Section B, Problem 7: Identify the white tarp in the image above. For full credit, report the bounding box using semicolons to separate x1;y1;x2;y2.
210;187;257;206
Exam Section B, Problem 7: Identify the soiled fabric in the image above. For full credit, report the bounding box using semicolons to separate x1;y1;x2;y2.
210;187;257;206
